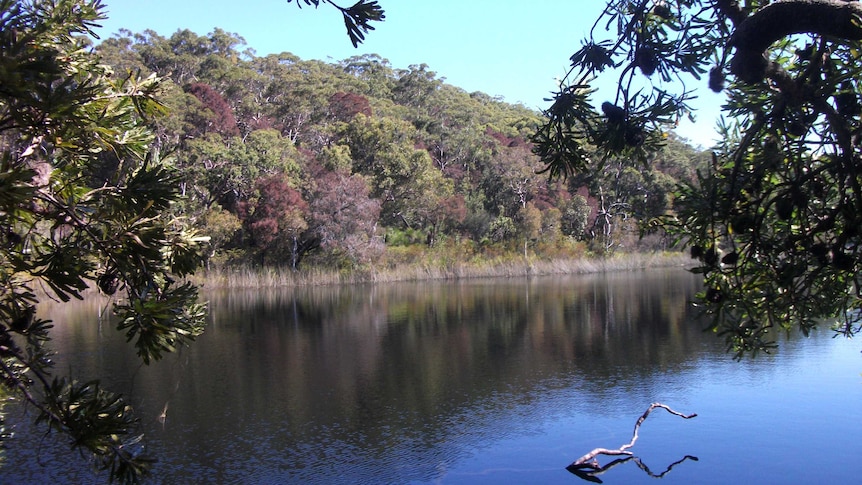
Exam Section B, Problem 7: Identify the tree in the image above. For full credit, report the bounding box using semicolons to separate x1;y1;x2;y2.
339;53;395;99
339;115;453;231
199;204;242;266
393;63;443;109
184;82;240;138
481;142;541;218
0;1;208;481
304;166;383;267
515;202;543;256
532;0;862;356
328;91;373;122
182;129;301;211
573;154;675;253
560;194;591;239
246;175;309;268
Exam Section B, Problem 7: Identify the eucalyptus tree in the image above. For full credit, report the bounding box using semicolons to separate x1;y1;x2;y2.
0;0;208;481
480;142;541;217
303;165;383;267
559;194;592;239
246;175;309;267
339;53;395;99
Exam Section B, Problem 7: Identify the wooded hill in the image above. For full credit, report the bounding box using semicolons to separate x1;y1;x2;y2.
94;28;709;271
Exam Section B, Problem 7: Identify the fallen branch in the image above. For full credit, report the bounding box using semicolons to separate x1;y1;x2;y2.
567;456;632;483
569;402;697;470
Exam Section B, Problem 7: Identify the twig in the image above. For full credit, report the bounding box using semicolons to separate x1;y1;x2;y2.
569;402;697;470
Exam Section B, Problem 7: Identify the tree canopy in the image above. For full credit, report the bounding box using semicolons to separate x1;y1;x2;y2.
88;19;703;274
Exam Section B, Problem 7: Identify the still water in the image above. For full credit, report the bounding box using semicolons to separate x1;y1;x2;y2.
1;269;861;484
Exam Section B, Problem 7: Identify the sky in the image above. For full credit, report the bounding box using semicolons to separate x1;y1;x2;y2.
93;0;724;148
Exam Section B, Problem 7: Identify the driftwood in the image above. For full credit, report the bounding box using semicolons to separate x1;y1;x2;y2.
569;402;697;470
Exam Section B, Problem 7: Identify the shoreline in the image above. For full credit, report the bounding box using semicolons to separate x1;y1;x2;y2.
193;251;695;289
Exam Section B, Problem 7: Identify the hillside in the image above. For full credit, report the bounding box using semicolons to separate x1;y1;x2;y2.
95;28;709;270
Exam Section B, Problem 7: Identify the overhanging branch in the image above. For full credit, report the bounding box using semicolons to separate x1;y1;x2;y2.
730;0;862;83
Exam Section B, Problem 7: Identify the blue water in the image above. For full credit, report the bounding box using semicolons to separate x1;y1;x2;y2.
1;269;860;484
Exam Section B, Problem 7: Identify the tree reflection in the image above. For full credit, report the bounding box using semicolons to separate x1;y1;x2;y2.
179;271;713;455
30;269;716;483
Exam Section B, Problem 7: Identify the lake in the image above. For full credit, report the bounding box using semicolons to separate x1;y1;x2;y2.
1;268;860;484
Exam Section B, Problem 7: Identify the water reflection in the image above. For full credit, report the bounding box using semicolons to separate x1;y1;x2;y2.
568;454;699;483
194;271;708;434
2;269;861;484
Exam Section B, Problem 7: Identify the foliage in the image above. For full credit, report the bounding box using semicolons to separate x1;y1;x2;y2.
328;91;373;121
0;1;208;481
338;114;454;229
184;82;240;137
316;0;862;354
247;175;309;267
0;0;710;480
90;12;706;273
560;194;592;239
304;166;383;266
537;0;862;355
287;0;385;47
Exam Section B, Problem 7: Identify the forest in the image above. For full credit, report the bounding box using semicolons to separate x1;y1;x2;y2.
93;27;709;273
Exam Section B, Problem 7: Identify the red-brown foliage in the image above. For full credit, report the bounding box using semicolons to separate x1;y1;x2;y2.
185;83;240;137
248;176;308;250
328;92;372;122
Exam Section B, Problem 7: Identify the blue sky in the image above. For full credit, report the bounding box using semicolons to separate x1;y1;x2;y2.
94;0;723;147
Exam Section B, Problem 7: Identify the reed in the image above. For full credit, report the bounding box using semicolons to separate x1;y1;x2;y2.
192;251;693;289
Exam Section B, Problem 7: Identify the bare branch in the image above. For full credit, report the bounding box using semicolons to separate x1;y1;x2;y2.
569;402;697;470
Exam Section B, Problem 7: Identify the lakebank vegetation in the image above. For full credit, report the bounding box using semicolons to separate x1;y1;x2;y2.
306;0;862;356
94;27;710;277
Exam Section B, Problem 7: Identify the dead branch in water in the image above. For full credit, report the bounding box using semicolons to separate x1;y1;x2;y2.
569;402;697;470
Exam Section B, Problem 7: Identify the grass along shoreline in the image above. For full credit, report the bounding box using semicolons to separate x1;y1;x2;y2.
193;251;694;289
